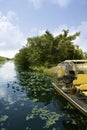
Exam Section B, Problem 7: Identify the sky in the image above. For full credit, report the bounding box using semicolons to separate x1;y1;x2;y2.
0;0;87;58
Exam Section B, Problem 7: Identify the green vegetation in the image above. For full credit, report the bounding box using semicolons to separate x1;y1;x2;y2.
83;52;87;59
8;70;53;104
26;105;62;128
14;29;84;69
0;56;7;62
0;56;9;66
2;63;87;130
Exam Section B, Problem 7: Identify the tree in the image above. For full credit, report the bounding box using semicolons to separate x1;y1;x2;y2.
14;47;30;70
27;30;54;67
52;29;80;62
15;29;82;68
83;52;87;59
73;48;83;59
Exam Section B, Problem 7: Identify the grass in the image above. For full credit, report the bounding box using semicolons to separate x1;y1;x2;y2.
33;66;58;78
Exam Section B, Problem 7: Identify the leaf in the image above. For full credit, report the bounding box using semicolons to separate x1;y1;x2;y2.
20;103;25;107
0;115;8;122
1;128;5;130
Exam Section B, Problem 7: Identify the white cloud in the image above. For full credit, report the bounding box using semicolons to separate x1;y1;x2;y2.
28;0;45;8
53;22;87;51
0;62;16;81
28;0;72;8
7;10;19;24
0;88;6;98
30;27;46;36
0;11;26;58
52;0;72;7
53;24;68;36
0;50;19;58
0;87;19;104
30;22;87;52
73;22;87;51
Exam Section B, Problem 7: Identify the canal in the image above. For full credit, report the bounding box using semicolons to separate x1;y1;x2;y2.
0;61;87;130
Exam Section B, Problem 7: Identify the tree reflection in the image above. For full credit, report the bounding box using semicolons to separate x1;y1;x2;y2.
63;113;87;130
7;70;54;105
6;64;87;130
6;69;63;129
53;93;87;130
0;62;5;68
7;81;27;93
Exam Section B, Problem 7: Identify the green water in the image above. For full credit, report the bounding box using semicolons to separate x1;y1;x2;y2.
0;61;87;130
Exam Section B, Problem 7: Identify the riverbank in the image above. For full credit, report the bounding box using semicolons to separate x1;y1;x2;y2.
32;65;57;78
0;56;10;64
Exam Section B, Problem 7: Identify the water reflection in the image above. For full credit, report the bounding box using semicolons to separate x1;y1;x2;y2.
0;62;87;130
0;61;16;82
8;71;54;105
0;62;25;105
0;62;5;68
53;94;87;129
8;65;87;129
0;87;6;98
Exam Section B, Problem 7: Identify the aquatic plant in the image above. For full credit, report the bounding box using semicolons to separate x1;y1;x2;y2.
8;71;54;104
26;105;62;128
0;115;8;122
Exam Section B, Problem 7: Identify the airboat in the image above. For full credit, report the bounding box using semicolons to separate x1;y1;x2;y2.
52;60;87;116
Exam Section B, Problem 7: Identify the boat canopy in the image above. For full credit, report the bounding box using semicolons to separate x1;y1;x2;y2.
55;60;87;78
54;60;87;84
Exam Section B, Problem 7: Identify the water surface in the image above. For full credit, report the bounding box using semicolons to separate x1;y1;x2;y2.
0;61;87;130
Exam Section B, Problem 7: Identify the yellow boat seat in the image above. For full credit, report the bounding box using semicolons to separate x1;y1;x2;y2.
82;91;87;96
75;84;87;91
73;74;87;85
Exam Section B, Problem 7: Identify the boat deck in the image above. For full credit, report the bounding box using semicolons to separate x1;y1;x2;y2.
52;82;87;116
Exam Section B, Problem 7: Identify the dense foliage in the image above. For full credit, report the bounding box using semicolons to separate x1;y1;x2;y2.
14;29;84;68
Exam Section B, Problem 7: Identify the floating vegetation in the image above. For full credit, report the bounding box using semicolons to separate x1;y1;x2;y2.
32;98;39;102
7;81;26;93
64;103;74;109
26;105;62;129
52;128;56;130
26;127;31;130
0;62;87;130
20;103;25;107
1;128;5;130
20;97;29;101
7;71;54;104
5;105;11;110
0;115;8;122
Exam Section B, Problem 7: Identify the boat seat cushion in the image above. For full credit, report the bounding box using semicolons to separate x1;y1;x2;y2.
82;91;87;96
75;84;87;91
73;74;87;85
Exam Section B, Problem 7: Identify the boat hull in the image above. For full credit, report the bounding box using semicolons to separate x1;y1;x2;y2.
52;82;87;116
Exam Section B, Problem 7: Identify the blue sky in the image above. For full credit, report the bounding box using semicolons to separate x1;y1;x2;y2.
0;0;87;58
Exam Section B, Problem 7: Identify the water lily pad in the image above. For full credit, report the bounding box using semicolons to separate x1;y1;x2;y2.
32;98;39;102
26;126;31;130
1;128;5;130
21;97;29;101
20;103;25;106
25;105;62;128
5;106;10;110
0;115;8;122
